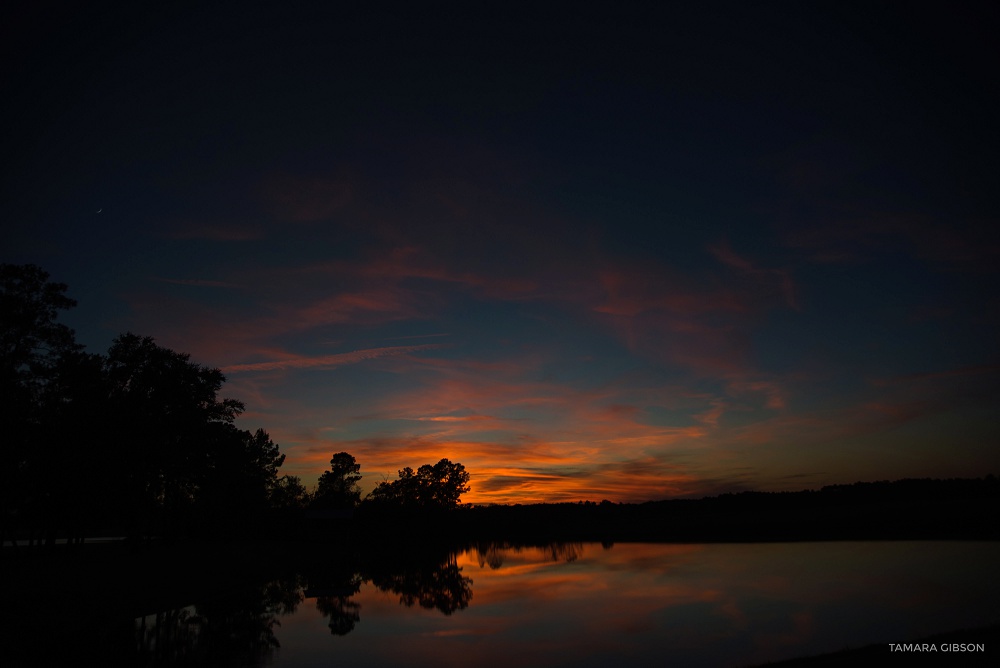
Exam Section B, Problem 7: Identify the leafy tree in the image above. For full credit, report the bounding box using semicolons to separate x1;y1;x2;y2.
0;264;84;544
199;426;286;523
100;337;290;535
102;333;245;535
1;265;294;541
418;459;470;508
314;452;362;509
33;349;109;543
0;263;81;393
236;427;286;496
270;475;310;511
367;459;469;510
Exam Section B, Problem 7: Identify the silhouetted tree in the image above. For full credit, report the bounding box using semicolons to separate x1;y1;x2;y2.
0;264;85;546
0;263;81;391
102;333;245;536
197;426;287;531
313;452;362;510
2;265;295;543
366;458;470;510
34;349;109;544
270;475;310;511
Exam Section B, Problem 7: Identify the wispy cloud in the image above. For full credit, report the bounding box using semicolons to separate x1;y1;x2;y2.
709;242;798;310
224;344;443;373
382;332;452;341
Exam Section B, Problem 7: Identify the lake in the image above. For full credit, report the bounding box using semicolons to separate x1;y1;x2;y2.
136;541;999;667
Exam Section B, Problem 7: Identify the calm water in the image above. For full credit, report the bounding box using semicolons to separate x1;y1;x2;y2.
137;541;1000;667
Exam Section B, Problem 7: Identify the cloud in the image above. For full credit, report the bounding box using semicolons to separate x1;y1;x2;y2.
269;352;738;502
223;344;443;373
709;242;798;310
411;415;495;423
292;288;421;327
331;434;704;503
592;267;745;317
382;332;452;341
726;379;786;410
579;256;797;379
307;246;540;302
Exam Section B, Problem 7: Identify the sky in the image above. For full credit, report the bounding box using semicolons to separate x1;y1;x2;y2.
3;1;999;503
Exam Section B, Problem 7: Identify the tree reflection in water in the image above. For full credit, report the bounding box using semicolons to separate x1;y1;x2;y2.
316;594;362;636
308;572;363;636
312;541;585;637
474;541;585;570
135;575;303;667
306;546;473;635
135;541;585;662
368;558;472;615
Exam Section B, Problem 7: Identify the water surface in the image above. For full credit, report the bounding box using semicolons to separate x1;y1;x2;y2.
140;541;1000;667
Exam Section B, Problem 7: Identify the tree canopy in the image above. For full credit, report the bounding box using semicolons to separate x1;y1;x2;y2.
368;459;470;510
1;264;293;542
270;475;310;511
0;263;80;390
102;333;248;528
1;264;86;543
314;452;363;510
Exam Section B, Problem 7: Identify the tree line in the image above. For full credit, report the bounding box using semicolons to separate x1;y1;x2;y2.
0;263;469;546
312;452;470;512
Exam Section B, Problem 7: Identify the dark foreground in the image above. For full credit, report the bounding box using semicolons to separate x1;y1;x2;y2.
3;477;998;665
754;624;999;666
3;537;999;667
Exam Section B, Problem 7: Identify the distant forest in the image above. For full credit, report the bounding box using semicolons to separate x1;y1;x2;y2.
453;476;1000;543
3;263;997;548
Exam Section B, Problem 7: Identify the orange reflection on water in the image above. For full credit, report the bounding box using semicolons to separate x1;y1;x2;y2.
279;541;1000;668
